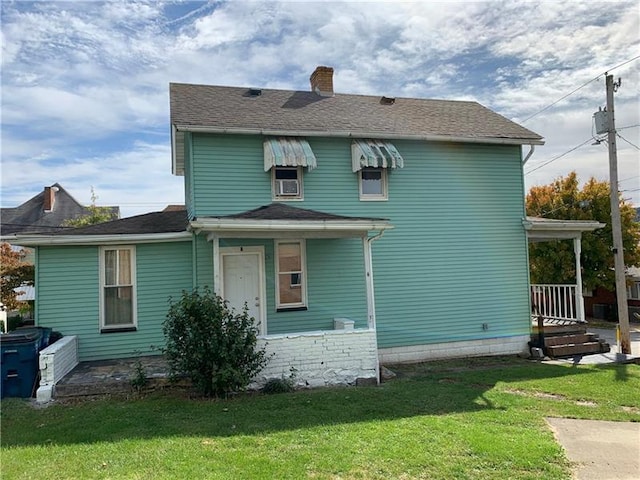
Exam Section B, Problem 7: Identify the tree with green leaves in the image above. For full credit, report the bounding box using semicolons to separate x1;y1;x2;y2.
0;242;34;311
526;171;640;291
63;187;117;227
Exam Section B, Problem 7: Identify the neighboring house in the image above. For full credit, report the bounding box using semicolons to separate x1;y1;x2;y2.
584;207;640;320
1;184;120;307
7;66;559;387
1;184;120;236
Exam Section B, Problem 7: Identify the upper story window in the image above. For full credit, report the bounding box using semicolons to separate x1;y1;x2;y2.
275;240;307;310
352;139;404;202
264;137;317;202
359;167;387;200
273;167;303;200
100;246;137;332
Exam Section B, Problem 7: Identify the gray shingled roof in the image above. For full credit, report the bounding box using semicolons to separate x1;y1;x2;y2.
7;204;384;240
206;202;388;222
170;83;543;143
60;210;189;235
0;184;120;235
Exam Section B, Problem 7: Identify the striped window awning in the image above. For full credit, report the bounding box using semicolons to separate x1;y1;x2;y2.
351;139;404;172
264;137;317;171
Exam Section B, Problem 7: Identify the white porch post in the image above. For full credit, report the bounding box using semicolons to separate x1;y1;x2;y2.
212;234;221;296
573;236;585;322
363;235;376;329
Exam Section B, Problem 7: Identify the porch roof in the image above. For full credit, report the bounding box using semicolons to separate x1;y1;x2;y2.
523;216;605;241
190;203;392;238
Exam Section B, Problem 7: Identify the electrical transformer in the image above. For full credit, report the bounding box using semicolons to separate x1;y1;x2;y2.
593;110;609;135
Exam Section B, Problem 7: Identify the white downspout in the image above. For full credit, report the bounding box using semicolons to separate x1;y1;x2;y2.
522;145;536;166
364;230;385;330
363;229;385;386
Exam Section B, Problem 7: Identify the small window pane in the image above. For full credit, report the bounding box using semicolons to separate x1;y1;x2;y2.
104;286;133;325
105;250;117;285
278;243;301;272
279;274;302;304
118;250;131;284
275;168;298;180
361;169;383;195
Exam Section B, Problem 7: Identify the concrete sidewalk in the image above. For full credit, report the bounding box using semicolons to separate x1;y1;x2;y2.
546;418;640;480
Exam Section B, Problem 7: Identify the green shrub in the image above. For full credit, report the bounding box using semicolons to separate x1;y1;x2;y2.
163;288;269;397
262;367;297;394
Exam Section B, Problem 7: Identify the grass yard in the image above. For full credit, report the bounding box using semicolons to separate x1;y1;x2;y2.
2;356;639;479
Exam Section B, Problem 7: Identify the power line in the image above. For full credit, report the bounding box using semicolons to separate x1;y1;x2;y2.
524;137;594;175
521;54;640;124
619;175;640;184
616;133;640;150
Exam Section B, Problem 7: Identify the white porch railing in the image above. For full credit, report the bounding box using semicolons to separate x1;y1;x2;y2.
531;284;582;322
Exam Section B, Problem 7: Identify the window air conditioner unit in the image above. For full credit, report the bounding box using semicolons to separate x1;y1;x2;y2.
277;179;299;196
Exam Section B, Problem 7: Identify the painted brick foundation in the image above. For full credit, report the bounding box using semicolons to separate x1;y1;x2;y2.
378;335;530;364
252;328;379;388
37;335;78;402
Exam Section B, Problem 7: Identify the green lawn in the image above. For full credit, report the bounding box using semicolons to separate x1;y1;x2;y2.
2;356;639;479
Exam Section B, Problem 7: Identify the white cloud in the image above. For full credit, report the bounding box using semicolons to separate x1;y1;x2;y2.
1;0;639;213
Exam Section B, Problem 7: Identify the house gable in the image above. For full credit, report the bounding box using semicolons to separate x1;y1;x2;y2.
0;183;120;236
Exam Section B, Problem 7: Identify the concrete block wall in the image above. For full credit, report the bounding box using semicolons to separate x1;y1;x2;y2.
252;328;378;388
378;335;530;365
37;335;78;402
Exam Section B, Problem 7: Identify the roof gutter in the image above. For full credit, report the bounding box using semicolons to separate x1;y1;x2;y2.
522;218;606;232
3;231;192;247
173;124;545;147
189;218;393;234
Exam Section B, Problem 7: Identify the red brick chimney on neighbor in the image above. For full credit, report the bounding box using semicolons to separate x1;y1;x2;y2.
310;66;334;97
43;186;59;212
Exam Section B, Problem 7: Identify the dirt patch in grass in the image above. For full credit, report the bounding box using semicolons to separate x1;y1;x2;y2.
505;388;598;407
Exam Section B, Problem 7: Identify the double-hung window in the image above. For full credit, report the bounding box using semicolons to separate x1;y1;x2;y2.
264;137;317;201
100;246;136;331
273;167;303;200
628;281;640;300
351;139;403;201
359;167;387;200
276;240;307;310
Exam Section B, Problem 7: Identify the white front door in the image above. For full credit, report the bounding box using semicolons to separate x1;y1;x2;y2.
220;247;265;334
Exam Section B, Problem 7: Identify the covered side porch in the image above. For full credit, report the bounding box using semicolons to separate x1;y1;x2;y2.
190;203;393;388
524;216;605;325
524;217;610;357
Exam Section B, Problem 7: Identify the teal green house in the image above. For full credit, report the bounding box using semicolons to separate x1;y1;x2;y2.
9;66;545;388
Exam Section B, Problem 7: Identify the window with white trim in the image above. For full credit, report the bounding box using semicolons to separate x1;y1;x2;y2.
275;240;306;309
628;281;640;300
359;167;387;200
272;167;303;200
100;246;136;331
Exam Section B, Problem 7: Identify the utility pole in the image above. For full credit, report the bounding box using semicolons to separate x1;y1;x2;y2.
605;73;631;354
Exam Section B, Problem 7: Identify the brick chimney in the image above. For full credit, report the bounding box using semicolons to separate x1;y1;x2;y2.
310;66;334;97
43;186;59;212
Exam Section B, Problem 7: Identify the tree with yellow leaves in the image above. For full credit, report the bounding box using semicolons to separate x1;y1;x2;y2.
526;171;640;291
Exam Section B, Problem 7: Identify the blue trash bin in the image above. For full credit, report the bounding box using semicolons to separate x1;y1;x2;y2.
15;326;52;351
1;331;40;398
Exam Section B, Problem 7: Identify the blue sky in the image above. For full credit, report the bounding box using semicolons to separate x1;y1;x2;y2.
1;0;638;217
